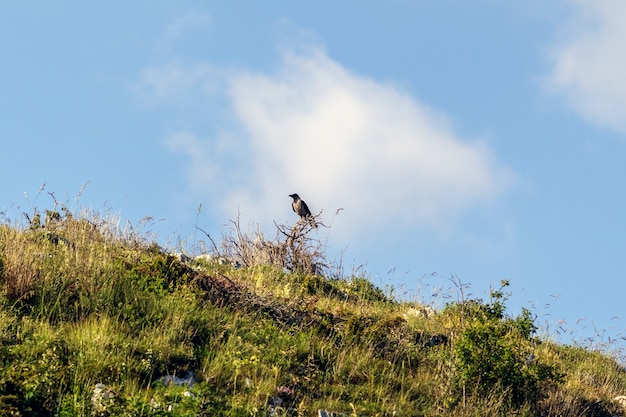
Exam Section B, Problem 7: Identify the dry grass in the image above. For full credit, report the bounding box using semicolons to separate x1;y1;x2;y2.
1;201;626;416
214;213;329;276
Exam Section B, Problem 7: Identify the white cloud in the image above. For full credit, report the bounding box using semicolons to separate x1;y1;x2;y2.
137;61;224;107
142;47;514;244
226;48;512;240
546;0;626;133
155;12;211;57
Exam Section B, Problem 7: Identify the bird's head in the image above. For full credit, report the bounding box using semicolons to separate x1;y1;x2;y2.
289;194;300;200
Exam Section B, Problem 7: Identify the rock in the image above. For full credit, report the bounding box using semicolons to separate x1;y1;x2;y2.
269;396;283;407
158;371;196;387
403;305;435;319
171;252;191;263
193;253;243;268
614;395;626;408
91;383;115;415
318;410;349;417
195;253;213;262
266;386;297;416
266;396;283;416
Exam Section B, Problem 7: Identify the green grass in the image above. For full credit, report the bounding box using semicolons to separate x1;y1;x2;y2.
1;206;626;416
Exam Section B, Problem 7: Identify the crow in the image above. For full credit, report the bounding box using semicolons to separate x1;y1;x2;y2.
289;193;316;227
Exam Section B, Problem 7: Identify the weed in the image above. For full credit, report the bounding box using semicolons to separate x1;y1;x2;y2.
1;199;626;416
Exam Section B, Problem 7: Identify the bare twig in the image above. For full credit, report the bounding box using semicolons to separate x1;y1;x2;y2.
220;212;330;275
195;225;220;255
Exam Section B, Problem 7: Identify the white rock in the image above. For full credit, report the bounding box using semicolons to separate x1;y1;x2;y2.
91;383;115;414
171;252;191;263
403;305;435;319
614;395;626;408
195;253;213;262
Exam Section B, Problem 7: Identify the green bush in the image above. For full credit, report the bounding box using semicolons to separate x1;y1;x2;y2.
451;282;560;411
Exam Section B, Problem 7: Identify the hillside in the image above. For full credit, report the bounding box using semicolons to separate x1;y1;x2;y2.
1;206;626;416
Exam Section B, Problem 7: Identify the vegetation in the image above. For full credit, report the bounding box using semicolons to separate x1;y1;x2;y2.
1;200;626;416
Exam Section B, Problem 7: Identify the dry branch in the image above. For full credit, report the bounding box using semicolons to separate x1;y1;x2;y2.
221;213;328;275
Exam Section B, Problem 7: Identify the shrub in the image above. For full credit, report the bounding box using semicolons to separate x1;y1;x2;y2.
451;281;560;412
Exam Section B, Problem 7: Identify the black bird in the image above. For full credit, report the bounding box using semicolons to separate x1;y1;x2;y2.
289;193;316;227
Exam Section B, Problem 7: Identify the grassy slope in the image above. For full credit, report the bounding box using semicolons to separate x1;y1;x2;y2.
1;209;626;416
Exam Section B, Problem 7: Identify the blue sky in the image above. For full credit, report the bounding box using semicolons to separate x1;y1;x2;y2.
2;1;626;352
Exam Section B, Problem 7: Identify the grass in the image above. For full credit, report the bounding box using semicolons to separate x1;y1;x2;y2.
1;203;626;416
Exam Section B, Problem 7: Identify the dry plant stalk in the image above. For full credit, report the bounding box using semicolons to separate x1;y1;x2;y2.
0;226;43;301
0;204;127;302
221;213;327;275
